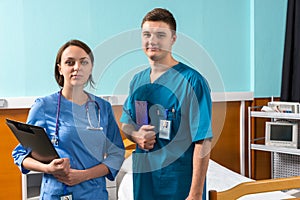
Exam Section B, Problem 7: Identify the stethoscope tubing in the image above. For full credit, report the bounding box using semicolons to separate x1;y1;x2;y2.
85;100;103;131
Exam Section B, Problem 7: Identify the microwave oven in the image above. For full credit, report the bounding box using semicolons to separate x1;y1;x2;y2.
265;121;300;149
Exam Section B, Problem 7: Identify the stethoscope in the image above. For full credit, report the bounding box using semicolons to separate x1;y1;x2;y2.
51;90;103;146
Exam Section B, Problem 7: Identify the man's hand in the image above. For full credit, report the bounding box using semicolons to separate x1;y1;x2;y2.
132;125;156;150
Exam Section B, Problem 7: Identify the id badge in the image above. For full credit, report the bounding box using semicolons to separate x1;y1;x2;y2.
60;193;73;200
51;135;59;146
159;120;171;140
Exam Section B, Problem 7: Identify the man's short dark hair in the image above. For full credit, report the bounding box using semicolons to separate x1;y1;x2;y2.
141;8;176;32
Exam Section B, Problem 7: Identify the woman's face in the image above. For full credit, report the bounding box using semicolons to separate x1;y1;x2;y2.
58;45;93;88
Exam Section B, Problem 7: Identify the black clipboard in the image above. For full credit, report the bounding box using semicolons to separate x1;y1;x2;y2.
6;118;59;164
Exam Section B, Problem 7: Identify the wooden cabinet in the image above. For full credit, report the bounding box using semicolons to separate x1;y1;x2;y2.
0;109;29;199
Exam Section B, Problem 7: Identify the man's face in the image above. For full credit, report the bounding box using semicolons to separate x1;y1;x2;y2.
141;21;176;62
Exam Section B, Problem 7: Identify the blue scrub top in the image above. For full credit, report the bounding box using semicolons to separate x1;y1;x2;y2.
121;62;212;200
12;91;125;200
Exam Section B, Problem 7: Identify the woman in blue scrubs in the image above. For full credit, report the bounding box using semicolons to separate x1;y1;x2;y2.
12;39;125;199
120;8;212;200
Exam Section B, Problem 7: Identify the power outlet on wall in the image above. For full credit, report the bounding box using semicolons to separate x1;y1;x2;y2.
0;99;8;108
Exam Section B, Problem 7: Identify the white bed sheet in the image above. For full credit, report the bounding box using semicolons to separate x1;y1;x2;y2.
117;156;295;200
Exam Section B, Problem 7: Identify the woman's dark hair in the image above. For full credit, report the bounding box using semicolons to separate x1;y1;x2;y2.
54;39;95;88
141;8;176;33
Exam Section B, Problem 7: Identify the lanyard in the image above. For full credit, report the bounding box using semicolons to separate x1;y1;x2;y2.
51;91;62;146
52;90;67;195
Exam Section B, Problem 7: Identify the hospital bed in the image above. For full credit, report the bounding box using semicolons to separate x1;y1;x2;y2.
116;145;300;200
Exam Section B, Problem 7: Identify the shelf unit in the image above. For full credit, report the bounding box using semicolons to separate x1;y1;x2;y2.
248;107;300;178
22;171;43;200
251;144;300;155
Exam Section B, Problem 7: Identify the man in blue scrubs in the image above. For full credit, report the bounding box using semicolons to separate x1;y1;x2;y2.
121;8;212;200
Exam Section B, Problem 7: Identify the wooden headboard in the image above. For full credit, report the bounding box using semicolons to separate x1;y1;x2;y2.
209;176;300;200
